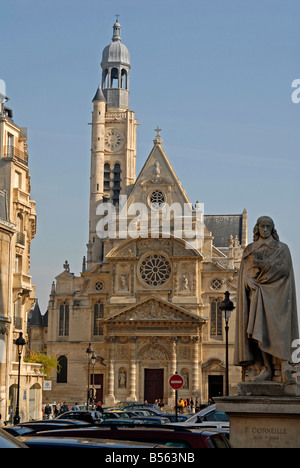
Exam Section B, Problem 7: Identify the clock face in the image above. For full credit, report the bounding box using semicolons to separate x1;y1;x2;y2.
105;129;125;152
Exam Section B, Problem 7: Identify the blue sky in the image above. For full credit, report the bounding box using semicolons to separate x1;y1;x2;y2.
1;0;300;314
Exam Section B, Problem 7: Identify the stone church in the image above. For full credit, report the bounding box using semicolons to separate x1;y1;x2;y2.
29;19;248;406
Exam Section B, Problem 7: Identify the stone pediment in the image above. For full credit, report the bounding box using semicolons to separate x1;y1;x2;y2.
105;297;205;323
107;237;202;259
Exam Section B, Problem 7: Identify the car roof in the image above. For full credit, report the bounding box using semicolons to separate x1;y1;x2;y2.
18;436;166;448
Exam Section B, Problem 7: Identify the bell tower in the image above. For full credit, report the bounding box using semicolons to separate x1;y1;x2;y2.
101;17;131;109
88;19;138;265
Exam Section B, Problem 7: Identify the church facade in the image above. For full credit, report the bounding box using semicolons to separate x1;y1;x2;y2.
30;20;248;406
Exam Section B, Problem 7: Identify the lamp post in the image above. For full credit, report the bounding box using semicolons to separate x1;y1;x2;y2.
220;291;235;396
91;352;97;408
86;343;94;409
14;332;26;425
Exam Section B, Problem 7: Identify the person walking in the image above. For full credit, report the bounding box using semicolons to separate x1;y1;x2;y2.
44;403;52;420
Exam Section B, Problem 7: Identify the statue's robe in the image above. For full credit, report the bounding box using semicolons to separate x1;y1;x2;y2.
234;236;299;365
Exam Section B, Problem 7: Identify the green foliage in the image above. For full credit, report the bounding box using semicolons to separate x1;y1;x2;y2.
24;351;59;379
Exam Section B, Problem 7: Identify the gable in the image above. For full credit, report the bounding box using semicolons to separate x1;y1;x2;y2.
105;296;205;323
123;142;191;215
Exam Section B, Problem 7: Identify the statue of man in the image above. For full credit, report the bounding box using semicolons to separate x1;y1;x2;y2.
234;216;299;384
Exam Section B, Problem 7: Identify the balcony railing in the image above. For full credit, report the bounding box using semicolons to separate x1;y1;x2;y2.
2;146;28;166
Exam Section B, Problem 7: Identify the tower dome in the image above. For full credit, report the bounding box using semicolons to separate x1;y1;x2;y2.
101;20;131;109
101;21;130;66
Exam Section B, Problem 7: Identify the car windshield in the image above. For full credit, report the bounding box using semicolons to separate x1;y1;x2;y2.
185;409;229;423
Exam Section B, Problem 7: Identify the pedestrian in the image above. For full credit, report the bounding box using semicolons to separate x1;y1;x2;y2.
54;403;59;418
153;399;159;409
178;399;185;413
189;398;194;412
44;402;52;420
158;399;164;410
60;401;68;414
195;397;200;413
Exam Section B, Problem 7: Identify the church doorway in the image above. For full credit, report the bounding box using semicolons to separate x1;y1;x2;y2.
91;374;103;404
208;375;223;400
144;369;164;403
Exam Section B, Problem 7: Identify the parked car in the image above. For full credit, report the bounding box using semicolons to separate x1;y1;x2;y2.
3;419;90;437
101;411;130;420
126;416;170;425
99;419;144;427
170;404;229;430
0;427;28;448
55;410;103;423
4;419;91;436
17;435;167;448
29;426;231;448
122;407;190;422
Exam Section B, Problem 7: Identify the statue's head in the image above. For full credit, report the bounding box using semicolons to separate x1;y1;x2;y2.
253;216;279;242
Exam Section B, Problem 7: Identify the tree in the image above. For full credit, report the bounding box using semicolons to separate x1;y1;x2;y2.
24;351;59;379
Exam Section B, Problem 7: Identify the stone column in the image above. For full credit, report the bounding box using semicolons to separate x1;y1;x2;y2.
192;336;200;398
106;337;116;405
128;337;137;401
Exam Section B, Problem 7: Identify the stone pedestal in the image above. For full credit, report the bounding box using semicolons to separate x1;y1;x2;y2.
216;383;300;448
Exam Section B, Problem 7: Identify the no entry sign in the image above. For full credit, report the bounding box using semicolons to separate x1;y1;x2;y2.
169;374;184;390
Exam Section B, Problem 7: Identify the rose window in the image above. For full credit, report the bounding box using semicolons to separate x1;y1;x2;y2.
140;254;171;287
150;190;165;210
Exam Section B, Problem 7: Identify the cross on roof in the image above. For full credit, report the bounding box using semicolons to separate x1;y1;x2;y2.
115;13;120;22
154;126;162;137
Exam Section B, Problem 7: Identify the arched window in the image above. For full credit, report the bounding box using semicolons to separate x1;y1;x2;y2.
57;355;68;383
210;300;223;337
121;69;127;89
94;301;104;336
111;68;119;88
104;163;111;192
59;301;69;337
103;69;109;89
112;163;122;206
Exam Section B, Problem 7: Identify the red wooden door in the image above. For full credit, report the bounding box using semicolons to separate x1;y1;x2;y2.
144;369;164;403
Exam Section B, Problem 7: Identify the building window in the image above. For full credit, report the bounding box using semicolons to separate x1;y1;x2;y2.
14;298;22;330
94;301;104;336
59;301;69;336
150;190;165;210
7;133;14;153
139;254;171;287
95;281;104;292
15;255;22;273
16;214;25;246
210;278;223;291
57;355;68;383
14;171;22;189
210;300;223;337
104;163;111;192
112;163;122;206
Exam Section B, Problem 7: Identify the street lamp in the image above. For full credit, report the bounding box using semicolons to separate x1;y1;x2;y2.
14;332;26;425
90;352;97;408
220;291;235;396
86;343;94;409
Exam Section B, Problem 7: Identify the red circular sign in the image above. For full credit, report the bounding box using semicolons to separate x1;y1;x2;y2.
169;374;184;390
